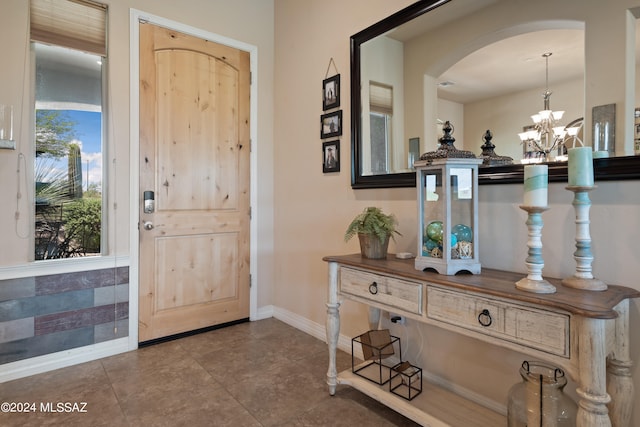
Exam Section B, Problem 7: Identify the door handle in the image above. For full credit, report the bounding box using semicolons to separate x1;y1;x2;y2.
143;221;154;230
144;191;155;213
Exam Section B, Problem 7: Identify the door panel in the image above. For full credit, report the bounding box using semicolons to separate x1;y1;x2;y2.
138;23;250;342
154;233;239;310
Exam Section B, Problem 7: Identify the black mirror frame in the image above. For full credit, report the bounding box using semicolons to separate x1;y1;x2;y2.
350;0;640;188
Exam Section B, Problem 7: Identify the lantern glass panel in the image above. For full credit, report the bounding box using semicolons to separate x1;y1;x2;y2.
450;167;475;257
420;170;444;258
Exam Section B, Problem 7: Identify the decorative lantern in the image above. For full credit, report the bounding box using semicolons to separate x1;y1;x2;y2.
414;121;482;275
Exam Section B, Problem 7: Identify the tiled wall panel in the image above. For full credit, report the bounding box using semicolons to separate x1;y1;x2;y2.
95;318;129;343
0;318;34;344
0;267;129;365
0;277;36;301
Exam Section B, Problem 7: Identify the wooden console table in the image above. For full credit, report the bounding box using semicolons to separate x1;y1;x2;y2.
324;254;639;427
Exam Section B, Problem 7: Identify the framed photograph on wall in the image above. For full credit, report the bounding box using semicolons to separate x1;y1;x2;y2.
322;140;340;173
322;74;340;110
320;110;342;138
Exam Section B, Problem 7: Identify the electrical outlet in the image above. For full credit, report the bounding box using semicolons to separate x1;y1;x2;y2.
390;314;406;325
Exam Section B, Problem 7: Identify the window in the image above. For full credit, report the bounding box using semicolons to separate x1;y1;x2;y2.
31;0;107;260
369;82;393;175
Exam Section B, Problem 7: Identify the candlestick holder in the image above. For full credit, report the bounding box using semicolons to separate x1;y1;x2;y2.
561;186;607;291
516;205;556;294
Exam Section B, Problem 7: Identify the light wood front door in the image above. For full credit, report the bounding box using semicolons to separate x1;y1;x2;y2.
138;23;250;342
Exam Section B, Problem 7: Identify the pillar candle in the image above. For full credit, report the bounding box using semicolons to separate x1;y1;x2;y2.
523;165;548;207
568;147;594;187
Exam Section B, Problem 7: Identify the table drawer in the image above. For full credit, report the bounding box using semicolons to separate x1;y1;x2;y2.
427;287;569;357
339;267;423;315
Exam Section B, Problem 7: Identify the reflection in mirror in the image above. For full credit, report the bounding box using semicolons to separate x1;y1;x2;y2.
351;0;640;188
435;31;584;163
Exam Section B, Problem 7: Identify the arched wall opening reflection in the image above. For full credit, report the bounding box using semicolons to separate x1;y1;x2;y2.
401;20;586;164
428;27;585;163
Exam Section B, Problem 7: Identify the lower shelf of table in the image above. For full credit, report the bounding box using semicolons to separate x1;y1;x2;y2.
337;368;506;427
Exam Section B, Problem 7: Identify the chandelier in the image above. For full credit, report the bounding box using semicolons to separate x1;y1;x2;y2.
518;52;579;161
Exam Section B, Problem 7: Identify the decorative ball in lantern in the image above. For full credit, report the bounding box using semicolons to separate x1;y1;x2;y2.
452;224;473;243
426;221;443;242
424;238;438;251
422;238;439;256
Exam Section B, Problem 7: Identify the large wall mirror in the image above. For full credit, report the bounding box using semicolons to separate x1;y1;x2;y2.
351;0;640;188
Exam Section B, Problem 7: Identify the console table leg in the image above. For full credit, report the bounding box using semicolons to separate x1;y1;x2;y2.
607;359;633;427
368;306;381;330
326;262;340;396
576;317;612;427
607;300;633;427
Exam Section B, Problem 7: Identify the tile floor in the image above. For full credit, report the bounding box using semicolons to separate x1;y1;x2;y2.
0;318;420;426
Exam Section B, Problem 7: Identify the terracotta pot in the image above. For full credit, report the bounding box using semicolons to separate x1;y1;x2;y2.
358;233;390;259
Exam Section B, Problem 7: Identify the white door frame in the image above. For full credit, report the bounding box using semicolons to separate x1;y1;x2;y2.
128;9;259;349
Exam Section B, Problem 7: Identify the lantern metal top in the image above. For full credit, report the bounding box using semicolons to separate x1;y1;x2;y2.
479;129;513;166
420;120;477;161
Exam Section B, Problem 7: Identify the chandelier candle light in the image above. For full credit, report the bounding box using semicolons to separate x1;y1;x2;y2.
516;164;556;294
562;146;607;291
518;53;568;161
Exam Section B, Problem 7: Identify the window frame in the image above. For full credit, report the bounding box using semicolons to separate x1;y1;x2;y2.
30;0;108;262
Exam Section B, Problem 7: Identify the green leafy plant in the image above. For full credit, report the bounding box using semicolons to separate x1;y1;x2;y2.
344;207;401;244
63;198;102;254
34;153;101;259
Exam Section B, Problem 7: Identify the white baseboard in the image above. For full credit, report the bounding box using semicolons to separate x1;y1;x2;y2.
0;337;132;383
272;306;506;416
273;306;325;340
253;304;274;321
421;370;507;415
1;305;271;383
1;305;273;383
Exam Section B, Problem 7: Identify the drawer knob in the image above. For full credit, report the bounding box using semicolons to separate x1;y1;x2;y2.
368;282;378;295
478;309;492;327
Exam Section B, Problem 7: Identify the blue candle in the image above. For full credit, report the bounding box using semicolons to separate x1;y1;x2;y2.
568;147;594;187
524;165;548;207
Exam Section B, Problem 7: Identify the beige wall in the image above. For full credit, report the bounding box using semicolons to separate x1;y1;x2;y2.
273;0;417;335
273;0;640;421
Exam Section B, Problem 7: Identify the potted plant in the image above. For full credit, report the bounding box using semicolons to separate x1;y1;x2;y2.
344;207;401;259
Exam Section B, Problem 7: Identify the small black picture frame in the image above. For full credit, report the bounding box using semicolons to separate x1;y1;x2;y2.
322;140;340;173
321;110;342;139
323;74;340;110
